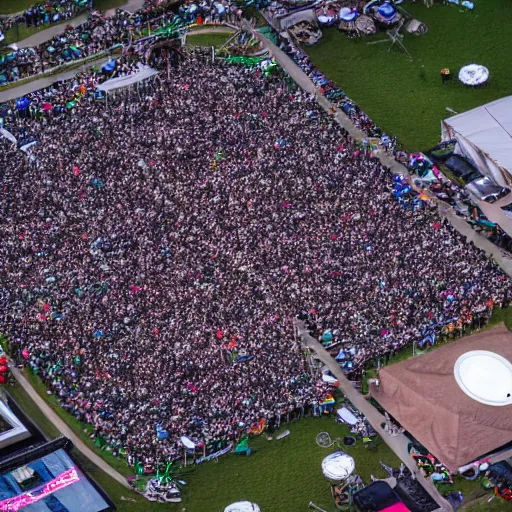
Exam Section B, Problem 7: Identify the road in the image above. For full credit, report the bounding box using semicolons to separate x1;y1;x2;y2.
8;361;131;490
294;320;452;512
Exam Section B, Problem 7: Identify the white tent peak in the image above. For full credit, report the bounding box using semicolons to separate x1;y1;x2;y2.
442;95;512;186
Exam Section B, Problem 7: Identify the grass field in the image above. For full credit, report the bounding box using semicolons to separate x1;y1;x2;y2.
0;0;35;14
186;32;234;48
307;0;512;151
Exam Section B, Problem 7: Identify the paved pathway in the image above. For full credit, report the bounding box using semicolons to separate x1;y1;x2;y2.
8;361;131;489
17;13;89;49
14;0;145;48
294;320;452;512
0;56;110;103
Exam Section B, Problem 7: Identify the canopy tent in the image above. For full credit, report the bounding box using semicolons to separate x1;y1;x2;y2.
370;324;512;471
97;64;159;93
442;96;512;187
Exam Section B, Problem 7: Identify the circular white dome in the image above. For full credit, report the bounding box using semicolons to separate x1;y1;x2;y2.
321;451;355;481
454;351;512;406
224;502;260;512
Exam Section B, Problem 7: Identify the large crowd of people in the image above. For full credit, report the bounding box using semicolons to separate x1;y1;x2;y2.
1;45;510;467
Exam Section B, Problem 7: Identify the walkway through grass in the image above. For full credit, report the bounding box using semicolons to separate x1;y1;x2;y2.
307;0;512;151
9;376;402;511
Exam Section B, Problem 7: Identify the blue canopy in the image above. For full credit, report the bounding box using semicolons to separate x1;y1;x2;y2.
16;97;30;110
102;59;117;73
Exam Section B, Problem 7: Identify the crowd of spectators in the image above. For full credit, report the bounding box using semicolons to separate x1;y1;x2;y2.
0;30;510;467
0;0;85;40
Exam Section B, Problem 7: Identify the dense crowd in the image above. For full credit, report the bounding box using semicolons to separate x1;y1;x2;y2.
0;0;184;84
0;0;85;39
0;0;244;86
1;54;510;465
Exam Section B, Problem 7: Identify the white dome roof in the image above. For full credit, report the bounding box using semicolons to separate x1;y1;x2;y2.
321;451;355;481
224;502;260;512
454;350;512;406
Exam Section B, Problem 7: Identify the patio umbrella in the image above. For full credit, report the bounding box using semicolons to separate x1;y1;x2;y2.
16;97;30;111
42;103;53;111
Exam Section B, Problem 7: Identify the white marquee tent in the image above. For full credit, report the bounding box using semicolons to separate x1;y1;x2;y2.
441;96;512;187
97;64;159;94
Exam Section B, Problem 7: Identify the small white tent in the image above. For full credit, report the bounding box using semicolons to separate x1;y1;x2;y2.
442;96;512;187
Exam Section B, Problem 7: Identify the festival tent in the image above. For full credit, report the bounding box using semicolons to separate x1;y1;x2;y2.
441;96;512;187
370;324;512;471
97;64;159;93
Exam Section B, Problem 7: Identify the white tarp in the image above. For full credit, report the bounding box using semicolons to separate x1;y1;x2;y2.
337;407;358;425
322;373;338;384
321;451;355;481
97;64;159;93
0;128;17;145
280;9;317;30
442;96;512;186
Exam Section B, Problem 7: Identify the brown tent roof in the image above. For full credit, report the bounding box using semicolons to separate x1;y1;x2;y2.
370;324;512;471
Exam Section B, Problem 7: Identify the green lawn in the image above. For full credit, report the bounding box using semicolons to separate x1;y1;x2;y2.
186;32;234;48
307;0;512;151
0;0;36;14
3;23;46;44
92;0;128;12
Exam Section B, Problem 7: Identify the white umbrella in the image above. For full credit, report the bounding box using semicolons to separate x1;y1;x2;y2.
458;64;489;86
180;436;196;450
322;451;355;481
224;502;261;512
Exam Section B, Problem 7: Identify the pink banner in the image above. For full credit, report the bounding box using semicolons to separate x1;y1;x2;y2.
0;467;80;512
